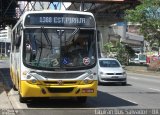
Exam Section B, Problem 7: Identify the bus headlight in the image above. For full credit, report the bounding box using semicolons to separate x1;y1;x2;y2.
26;73;42;85
81;74;94;85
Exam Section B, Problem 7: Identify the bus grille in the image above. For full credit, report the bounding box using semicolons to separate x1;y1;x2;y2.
47;88;74;93
43;81;77;85
36;72;84;79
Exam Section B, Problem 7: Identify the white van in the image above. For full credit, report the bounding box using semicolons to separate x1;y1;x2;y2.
129;53;146;64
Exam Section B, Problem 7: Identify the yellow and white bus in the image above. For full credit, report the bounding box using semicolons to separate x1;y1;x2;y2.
10;10;98;103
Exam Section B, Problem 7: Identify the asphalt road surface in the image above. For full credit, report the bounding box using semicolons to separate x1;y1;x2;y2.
1;59;160;115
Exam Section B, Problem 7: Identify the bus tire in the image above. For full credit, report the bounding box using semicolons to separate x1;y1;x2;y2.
98;77;101;85
77;97;87;103
98;80;101;85
12;84;17;91
19;95;27;103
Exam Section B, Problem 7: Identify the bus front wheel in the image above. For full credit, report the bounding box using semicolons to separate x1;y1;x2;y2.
19;94;27;103
12;84;17;91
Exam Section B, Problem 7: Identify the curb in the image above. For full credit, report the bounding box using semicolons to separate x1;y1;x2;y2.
125;66;160;76
126;70;160;77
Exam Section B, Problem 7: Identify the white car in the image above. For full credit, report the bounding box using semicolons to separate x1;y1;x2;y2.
98;58;127;85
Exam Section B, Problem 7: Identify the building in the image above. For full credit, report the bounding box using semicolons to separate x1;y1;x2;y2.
0;26;11;57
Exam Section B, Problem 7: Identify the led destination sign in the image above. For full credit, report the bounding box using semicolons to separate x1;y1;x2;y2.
24;13;95;28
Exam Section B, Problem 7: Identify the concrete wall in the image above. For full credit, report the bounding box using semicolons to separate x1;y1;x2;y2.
96;20;125;52
96;16;144;52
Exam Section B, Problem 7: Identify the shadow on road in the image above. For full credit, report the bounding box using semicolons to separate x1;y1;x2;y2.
26;90;138;108
0;68;138;108
99;83;132;86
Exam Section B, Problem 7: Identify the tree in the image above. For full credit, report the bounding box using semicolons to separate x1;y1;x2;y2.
125;0;160;47
124;45;135;65
116;42;127;65
103;41;114;56
103;41;135;65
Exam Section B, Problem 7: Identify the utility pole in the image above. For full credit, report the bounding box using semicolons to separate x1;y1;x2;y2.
80;2;84;11
5;39;6;57
0;42;2;58
0;0;2;29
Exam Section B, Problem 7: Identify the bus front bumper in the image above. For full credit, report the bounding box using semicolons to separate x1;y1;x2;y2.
20;80;98;98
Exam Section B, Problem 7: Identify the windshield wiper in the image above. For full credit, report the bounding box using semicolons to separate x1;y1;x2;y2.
67;28;80;44
41;27;52;49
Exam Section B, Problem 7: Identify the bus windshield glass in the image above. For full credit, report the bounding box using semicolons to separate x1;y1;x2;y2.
23;28;96;70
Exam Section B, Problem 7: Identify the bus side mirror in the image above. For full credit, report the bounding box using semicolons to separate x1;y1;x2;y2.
15;34;21;47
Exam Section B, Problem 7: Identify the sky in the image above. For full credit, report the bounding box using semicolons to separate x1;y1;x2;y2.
18;1;71;11
50;2;71;10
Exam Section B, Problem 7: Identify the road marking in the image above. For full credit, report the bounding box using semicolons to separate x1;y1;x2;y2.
119;97;138;105
129;77;139;80
149;88;160;92
125;99;138;105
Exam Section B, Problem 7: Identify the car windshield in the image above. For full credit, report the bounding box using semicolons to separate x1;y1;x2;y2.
23;28;96;70
99;59;120;67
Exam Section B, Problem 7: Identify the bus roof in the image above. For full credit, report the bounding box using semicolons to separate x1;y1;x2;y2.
12;10;95;30
22;10;94;18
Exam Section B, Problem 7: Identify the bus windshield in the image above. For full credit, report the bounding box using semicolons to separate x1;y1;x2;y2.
23;28;96;70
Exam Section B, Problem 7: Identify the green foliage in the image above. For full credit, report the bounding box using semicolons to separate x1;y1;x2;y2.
125;0;160;46
103;41;135;65
116;42;126;65
125;45;135;58
104;41;114;54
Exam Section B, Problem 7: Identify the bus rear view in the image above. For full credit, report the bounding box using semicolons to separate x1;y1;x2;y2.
10;10;98;103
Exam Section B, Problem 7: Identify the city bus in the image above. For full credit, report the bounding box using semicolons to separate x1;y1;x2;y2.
10;10;98;103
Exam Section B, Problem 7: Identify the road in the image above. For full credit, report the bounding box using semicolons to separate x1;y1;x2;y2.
1;59;160;115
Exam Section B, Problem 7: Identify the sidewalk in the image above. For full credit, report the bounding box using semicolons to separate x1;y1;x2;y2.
0;75;13;109
126;66;160;76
